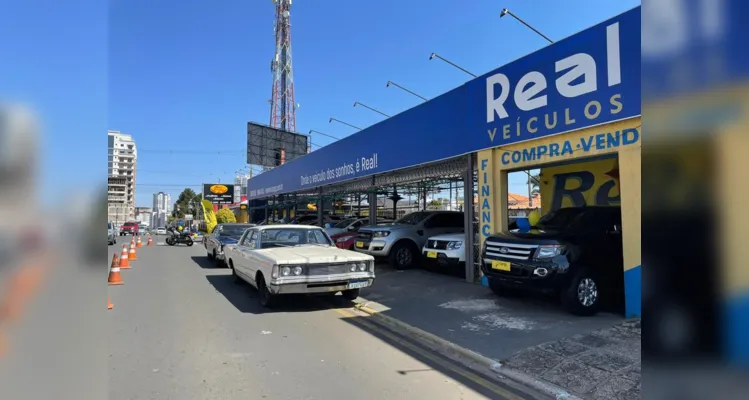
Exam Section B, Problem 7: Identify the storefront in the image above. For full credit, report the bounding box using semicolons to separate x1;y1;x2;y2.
245;7;641;317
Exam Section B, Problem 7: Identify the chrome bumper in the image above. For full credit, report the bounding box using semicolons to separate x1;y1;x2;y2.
269;272;375;295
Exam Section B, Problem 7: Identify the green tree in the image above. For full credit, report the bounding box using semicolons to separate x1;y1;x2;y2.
172;188;201;219
216;207;236;224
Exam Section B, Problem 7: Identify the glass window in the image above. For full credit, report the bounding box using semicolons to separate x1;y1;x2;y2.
218;224;252;237
393;212;429;225
334;218;357;229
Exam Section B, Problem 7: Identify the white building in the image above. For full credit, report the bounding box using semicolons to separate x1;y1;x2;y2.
107;130;137;225
152;191;171;228
135;207;152;227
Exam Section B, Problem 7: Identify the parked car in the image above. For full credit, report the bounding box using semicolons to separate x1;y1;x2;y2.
223;225;375;308
138;226;146;235
330;230;356;250
354;211;465;270
422;232;465;270
481;206;624;316
204;223;255;266
107;221;117;245
325;217;392;237
120;221;139;236
155;227;167;235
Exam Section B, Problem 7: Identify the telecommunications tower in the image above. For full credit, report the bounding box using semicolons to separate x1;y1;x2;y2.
269;0;296;133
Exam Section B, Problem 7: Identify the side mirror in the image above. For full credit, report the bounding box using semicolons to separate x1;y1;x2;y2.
347;225;356;231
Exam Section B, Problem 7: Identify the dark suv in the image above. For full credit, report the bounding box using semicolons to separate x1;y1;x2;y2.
481;206;623;316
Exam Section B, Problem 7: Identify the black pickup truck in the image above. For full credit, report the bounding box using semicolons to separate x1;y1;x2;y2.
481;206;624;316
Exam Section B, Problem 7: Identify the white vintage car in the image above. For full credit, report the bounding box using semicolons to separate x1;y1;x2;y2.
223;224;376;308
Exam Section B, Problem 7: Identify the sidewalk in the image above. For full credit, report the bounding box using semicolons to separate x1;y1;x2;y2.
358;263;640;399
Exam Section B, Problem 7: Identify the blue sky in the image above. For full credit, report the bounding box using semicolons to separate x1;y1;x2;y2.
2;0;639;207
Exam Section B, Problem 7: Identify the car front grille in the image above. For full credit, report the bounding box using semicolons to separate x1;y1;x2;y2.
425;240;449;250
484;240;538;261
307;263;353;276
356;231;373;241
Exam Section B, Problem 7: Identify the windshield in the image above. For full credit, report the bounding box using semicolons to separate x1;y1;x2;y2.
393;212;429;225
260;228;333;248
124;222;135;227
536;208;590;230
333;218;358;228
218;225;253;237
108;222;113;229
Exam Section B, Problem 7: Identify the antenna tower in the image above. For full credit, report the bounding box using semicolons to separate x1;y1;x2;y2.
269;0;296;133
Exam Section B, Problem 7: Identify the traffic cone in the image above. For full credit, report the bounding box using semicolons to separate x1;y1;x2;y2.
108;259;124;286
147;235;153;246
136;236;143;248
108;296;114;310
119;245;130;269
128;242;137;261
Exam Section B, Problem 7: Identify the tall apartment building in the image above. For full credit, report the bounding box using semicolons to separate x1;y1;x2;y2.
107;130;137;225
152;191;171;228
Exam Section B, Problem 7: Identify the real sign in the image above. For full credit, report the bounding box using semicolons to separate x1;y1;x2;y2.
203;183;235;205
246;7;641;200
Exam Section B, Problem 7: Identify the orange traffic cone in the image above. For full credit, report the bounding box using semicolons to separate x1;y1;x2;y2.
136;236;143;248
147;235;153;246
108;296;114;310
119;245;130;269
128;242;137;261
108;257;124;286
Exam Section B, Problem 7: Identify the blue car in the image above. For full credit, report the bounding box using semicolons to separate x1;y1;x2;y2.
204;223;255;266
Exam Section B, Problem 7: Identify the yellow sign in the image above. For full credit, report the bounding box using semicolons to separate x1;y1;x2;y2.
427;251;438;258
539;157;620;214
209;184;229;195
355;241;364;248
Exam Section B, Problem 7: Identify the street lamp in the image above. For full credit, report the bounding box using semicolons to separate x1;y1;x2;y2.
386;81;428;102
309;129;340;140
329;117;362;131
500;8;554;44
353;101;391;117
429;53;476;77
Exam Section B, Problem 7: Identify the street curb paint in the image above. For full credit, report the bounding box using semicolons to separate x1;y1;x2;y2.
353;302;583;400
480;275;489;287
726;291;749;366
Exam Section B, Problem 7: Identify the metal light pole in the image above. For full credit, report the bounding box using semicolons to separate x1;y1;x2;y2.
353;101;391;117
500;8;554;44
309;129;340;141
386;81;428;102
429;53;476;77
329;118;362;131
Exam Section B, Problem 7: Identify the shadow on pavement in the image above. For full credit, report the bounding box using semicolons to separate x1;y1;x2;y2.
204;273;360;314
335;310;536;400
190;255;225;269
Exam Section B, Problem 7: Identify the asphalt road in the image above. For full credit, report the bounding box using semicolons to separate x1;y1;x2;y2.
107;238;532;400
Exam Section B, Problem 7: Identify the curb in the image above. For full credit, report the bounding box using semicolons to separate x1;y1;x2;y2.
353;302;583;400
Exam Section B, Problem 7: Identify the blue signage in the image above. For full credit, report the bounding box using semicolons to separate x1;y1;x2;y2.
247;7;641;200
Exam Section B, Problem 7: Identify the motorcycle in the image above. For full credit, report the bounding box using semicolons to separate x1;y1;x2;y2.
165;229;194;246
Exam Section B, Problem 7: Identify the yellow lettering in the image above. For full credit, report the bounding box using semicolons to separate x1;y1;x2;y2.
527;117;538;133
584;100;602;120
564;108;575;125
609;94;623;114
544;112;557;129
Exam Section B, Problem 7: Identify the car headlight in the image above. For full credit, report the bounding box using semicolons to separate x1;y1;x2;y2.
373;231;390;238
349;263;358;272
535;245;565;260
357;262;367;272
337;235;354;243
281;266;291;276
447;241;463;250
292;266;303;276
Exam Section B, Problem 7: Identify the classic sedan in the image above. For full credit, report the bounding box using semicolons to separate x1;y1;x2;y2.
223;225;375;308
204;223;255;266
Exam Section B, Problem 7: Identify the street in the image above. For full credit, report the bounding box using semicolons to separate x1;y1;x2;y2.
107;239;532;400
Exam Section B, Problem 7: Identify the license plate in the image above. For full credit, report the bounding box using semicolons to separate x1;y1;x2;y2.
491;260;511;271
426;251;438;258
355;241;365;248
348;280;368;289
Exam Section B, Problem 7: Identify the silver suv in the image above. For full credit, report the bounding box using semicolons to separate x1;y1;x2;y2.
354;211;465;269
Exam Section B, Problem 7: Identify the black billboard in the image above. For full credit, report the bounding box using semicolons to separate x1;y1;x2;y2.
203;183;235;205
247;122;309;167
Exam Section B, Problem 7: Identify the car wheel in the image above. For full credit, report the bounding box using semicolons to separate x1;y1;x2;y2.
342;288;360;301
207;249;214;260
562;272;600;316
257;275;277;308
389;241;416;270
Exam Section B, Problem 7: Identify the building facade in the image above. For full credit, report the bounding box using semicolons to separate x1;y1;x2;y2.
135;207;152;227
151;191;171;228
107;130;137;225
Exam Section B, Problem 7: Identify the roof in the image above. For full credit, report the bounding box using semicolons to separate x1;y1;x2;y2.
257;224;323;230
